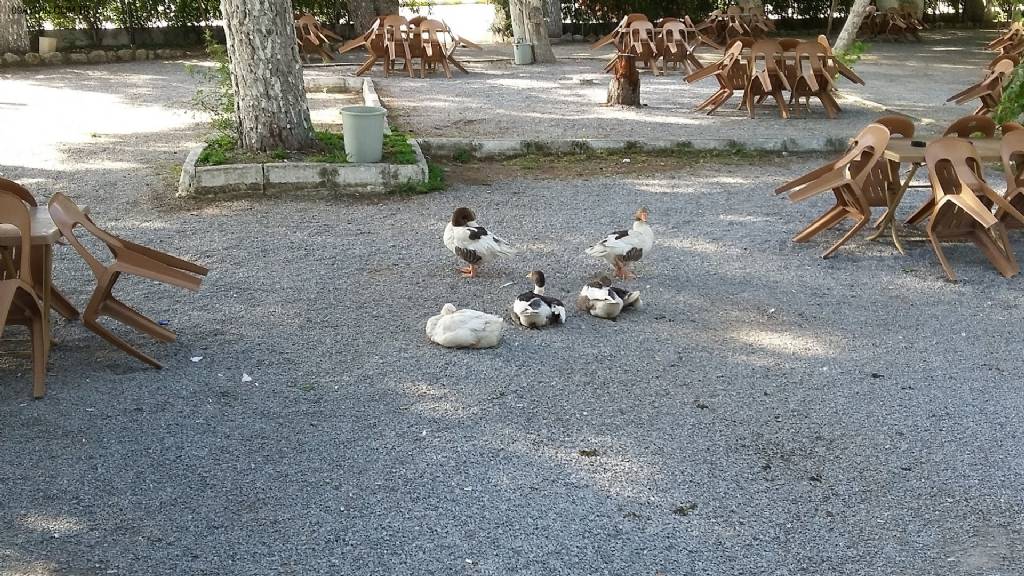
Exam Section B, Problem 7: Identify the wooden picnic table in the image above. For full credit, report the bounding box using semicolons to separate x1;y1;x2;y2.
870;137;1003;253
0;206;82;336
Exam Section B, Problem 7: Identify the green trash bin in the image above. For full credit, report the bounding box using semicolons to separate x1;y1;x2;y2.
512;38;534;65
341;105;387;163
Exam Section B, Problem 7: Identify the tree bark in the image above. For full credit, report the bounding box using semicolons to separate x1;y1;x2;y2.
526;0;555;62
606;54;640;106
221;0;316;151
0;0;29;53
826;0;839;36
834;0;871;54
349;0;399;34
509;0;527;39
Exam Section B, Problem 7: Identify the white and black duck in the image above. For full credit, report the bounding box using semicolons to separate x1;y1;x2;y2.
443;207;516;278
585;207;653;279
511;271;567;328
576;276;642;320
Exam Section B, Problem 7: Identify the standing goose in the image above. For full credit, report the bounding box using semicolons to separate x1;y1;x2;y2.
443;207;516;278
511;271;567;328
576;276;642;320
585;207;653;279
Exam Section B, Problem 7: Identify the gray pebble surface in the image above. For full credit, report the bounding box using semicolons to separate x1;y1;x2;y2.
0;42;1022;576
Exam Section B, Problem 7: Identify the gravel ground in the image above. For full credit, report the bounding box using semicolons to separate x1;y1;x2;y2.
304;29;996;142
2;53;1024;576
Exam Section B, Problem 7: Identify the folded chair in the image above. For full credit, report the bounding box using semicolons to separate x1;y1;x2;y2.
0;193;48;398
380;15;414;78
790;41;839;118
0;178;79;321
1002;121;1024;135
924;138;1022;280
947;59;1014;116
902;115;999;227
47;193;208;368
686;40;747;115
746;39;790;119
774;123;891;257
625;20;659;73
658;20;702;74
998;128;1024;230
413;19;452;79
294;14;342;63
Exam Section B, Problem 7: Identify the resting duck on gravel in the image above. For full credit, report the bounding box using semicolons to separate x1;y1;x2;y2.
443;207;516;278
511;271;567;328
426;304;504;349
576;276;642;320
585;207;653;279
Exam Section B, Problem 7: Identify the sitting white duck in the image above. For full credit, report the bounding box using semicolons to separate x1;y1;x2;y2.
443;207;516;278
585;207;653;279
576;276;642;320
511;271;567;328
426;303;504;349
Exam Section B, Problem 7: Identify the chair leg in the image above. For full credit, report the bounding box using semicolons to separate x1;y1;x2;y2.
928;232;957;282
30;312;47;399
793;204;848;243
822;214;869;258
49;287;79;320
83;314;163;369
904;199;934;226
102;298;177;342
973;228;1020;278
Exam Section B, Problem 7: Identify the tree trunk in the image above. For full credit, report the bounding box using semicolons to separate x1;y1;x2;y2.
349;0;399;34
221;0;316;152
0;0;29;53
834;0;871;54
509;0;527;39
826;0;839;36
526;0;555;62
606;54;640;106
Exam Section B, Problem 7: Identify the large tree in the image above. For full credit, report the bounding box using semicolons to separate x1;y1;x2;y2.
220;0;316;151
0;0;29;53
834;0;871;54
349;0;399;34
509;0;555;63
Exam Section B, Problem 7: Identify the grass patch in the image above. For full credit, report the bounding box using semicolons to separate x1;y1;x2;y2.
196;130;420;167
391;163;446;195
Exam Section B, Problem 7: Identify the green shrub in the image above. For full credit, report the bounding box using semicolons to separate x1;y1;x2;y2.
996;62;1024;124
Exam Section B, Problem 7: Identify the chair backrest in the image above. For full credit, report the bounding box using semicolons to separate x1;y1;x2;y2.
0;177;37;207
1000;128;1024;188
944;115;997;138
623;13;648;26
727;5;743;16
381;15;408;40
925;137;987;199
661;20;687;44
748;39;783;74
0;191;34;284
844;123;892;198
873;115;915;138
989;54;1019;70
778;37;801;51
418;19;447;44
1002;121;1024;135
47;192;124;281
793;40;829;77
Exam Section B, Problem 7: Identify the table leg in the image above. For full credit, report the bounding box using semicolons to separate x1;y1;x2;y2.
867;162;920;255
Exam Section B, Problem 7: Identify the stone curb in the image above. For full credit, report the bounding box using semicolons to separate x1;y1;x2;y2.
304;76;391;135
417;136;851;158
177;138;429;198
0;48;199;67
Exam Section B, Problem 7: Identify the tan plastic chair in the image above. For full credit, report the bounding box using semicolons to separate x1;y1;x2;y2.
624;20;659;73
924;138;1021;280
745;39;790;119
998;129;1024;230
686;40;747;115
294;14;342;63
947;60;1014;116
0;193;48;398
0;178;79;321
790;41;838;118
48;193;209;368
944;115;997;138
658;20;702;74
1002;121;1024;135
413;19;452;79
774;123;891;257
